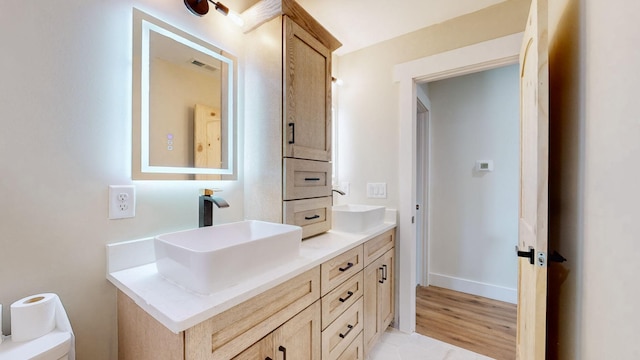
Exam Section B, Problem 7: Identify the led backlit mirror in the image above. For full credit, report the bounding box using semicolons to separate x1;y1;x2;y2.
132;9;237;180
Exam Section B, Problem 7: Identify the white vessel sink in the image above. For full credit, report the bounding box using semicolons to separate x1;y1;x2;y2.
332;204;386;233
154;220;302;294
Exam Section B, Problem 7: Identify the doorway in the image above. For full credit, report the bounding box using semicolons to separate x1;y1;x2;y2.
393;32;523;333
413;65;520;359
414;64;520;301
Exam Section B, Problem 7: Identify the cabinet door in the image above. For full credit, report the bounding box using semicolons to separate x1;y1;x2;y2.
378;249;394;331
274;301;321;360
283;15;332;162
232;334;274;360
363;249;394;355
337;332;364;360
363;255;383;353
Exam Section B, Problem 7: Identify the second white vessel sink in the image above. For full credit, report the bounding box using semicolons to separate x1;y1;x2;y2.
332;204;386;233
154;220;302;294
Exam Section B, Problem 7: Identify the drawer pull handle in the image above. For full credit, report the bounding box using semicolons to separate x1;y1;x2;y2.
382;264;388;281
305;214;320;220
339;291;354;303
339;262;354;272
288;123;295;144
379;267;384;283
279;345;287;360
339;324;354;339
304;177;321;181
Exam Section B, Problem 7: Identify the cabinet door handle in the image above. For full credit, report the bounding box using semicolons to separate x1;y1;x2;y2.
288;123;295;144
278;345;287;360
339;291;354;303
382;264;388;281
339;324;354;339
305;214;320;220
339;262;354;272
379;267;384;283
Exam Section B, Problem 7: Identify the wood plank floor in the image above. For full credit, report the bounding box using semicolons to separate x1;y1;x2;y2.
416;286;517;360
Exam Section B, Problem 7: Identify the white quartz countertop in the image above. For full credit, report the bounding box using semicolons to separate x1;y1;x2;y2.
107;212;396;334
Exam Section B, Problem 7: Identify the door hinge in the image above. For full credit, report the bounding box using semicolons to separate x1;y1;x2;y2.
516;246;567;266
516;246;537;265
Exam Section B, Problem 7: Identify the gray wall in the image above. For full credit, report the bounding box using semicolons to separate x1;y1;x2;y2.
427;65;519;302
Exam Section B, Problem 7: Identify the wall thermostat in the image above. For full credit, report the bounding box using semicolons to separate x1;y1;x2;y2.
475;160;494;172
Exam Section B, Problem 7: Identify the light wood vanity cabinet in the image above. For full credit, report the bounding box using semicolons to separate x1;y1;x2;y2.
117;229;395;360
319;229;395;360
118;267;320;360
281;13;338;238
243;0;341;234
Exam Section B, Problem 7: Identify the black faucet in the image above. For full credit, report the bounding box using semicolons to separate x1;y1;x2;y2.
331;188;346;206
332;189;346;196
199;189;229;227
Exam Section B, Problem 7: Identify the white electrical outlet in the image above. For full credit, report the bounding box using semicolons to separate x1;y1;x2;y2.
109;185;136;219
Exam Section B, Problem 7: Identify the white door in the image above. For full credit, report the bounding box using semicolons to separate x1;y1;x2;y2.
516;0;549;358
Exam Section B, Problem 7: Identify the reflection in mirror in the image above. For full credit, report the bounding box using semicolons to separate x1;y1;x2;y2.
132;9;236;180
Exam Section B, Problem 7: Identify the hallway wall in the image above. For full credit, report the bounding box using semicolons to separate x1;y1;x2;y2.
425;65;520;303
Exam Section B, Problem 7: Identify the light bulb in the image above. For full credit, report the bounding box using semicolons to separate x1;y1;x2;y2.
227;10;244;26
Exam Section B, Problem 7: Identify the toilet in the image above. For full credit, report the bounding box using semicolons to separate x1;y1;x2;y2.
0;330;72;360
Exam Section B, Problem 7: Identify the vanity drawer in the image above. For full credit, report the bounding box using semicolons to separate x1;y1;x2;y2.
283;158;332;200
283;196;332;239
185;266;320;360
363;229;395;266
337;332;364;360
322;272;363;330
321;246;364;296
322;298;364;360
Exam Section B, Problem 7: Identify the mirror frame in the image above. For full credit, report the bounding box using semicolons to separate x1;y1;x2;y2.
132;9;237;180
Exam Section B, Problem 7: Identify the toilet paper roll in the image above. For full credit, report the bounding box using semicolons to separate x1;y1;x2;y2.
10;293;57;342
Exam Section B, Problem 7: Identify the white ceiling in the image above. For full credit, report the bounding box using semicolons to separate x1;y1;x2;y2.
296;0;509;55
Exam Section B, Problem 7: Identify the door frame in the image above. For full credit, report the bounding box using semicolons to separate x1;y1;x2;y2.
392;32;523;333
415;98;429;286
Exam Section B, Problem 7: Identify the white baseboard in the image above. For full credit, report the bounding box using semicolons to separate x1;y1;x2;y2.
428;273;517;304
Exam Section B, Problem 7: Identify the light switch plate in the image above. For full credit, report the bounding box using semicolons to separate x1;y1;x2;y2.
367;183;387;199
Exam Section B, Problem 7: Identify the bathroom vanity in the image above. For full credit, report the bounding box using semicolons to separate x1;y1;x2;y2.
107;212;396;360
110;0;396;358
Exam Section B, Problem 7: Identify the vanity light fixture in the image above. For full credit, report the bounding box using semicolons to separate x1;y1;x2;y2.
183;0;244;26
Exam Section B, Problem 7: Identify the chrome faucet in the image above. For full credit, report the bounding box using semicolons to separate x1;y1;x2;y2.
199;189;229;227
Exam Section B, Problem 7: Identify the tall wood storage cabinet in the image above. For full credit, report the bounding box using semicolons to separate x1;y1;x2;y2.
243;0;341;238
